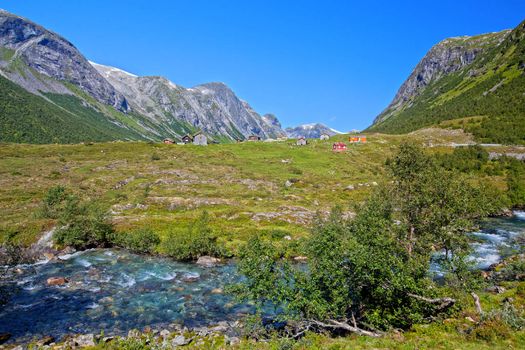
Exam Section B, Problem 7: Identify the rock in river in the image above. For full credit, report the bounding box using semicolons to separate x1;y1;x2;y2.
47;277;68;286
196;256;221;267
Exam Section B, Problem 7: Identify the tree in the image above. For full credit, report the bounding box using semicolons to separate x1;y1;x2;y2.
232;143;499;337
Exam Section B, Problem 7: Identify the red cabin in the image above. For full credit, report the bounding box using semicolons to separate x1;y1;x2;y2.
332;142;347;152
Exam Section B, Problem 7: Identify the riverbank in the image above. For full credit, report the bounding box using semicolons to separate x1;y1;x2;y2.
1;211;524;347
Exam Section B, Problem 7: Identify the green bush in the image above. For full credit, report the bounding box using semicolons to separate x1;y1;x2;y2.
40;185;68;219
163;211;227;261
117;228;160;254
53;198;114;250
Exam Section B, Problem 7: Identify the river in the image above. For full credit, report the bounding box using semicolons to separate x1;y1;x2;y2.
1;211;524;343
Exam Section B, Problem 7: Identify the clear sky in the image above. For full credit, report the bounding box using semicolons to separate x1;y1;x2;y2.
1;1;524;131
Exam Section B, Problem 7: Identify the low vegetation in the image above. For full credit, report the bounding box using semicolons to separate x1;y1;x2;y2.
231;144;499;337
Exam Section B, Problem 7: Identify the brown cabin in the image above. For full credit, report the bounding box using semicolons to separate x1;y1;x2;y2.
181;134;193;144
248;135;261;142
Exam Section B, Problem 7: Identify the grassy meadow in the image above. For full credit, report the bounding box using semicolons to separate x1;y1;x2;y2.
0;129;515;252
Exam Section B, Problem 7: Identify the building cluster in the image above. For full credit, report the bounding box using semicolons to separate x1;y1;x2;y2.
162;132;368;151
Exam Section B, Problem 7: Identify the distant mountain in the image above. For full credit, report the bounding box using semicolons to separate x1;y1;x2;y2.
0;9;284;143
368;19;525;145
91;62;285;140
285;123;341;139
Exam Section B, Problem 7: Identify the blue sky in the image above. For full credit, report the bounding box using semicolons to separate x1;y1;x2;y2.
1;1;524;130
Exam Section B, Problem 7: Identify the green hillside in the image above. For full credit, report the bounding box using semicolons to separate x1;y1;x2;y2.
0;75;147;143
369;20;525;145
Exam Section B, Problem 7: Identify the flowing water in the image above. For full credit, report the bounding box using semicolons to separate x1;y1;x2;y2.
0;250;250;343
1;212;524;343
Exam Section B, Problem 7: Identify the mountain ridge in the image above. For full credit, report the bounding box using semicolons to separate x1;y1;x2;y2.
368;19;525;144
0;9;285;143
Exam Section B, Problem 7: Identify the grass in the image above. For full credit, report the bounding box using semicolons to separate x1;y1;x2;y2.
0;128;517;251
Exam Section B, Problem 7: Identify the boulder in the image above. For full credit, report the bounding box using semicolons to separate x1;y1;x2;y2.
68;334;95;347
211;288;223;294
171;335;190;346
47;277;68;286
293;256;308;262
196;256;221;267
0;333;11;344
37;335;55;346
182;273;200;282
485;285;506;294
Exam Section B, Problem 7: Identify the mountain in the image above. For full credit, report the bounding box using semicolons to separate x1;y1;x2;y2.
0;9;284;143
285;123;341;139
91;62;285;140
369;19;525;145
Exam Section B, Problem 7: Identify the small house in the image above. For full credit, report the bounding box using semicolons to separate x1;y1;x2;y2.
163;138;174;144
193;132;208;146
320;134;330;140
248;135;261;142
296;136;307;146
349;135;367;143
181;134;193;144
332;142;347;152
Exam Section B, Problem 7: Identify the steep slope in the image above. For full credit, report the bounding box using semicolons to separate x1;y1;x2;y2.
369;20;525;144
0;9;128;111
285;123;341;139
92;62;285;140
0;9;285;143
0;74;144;143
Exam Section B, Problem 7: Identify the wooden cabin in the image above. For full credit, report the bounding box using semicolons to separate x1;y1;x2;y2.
296;136;307;146
163;138;174;144
332;142;347;152
248;135;261;142
181;134;193;144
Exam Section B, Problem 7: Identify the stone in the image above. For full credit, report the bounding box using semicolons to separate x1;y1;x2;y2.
47;277;68;286
171;335;190;346
211;288;223;294
345;185;355;190
127;329;141;339
485;285;506;294
37;336;55;346
181;273;200;282
160;329;170;338
0;333;11;344
283;235;292;241
226;336;240;345
43;252;55;261
285;180;293;188
196;256;221;267
71;334;95;347
293;256;308;262
465;316;476;323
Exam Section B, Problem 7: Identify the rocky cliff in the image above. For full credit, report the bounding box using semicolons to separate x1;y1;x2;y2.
369;19;525;144
0;9;285;143
92;62;285;140
0;9;128;111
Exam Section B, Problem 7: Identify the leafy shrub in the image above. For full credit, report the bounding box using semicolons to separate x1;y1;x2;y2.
116;228;160;254
163;211;227;261
469;303;525;341
40;185;68;219
151;153;161;161
54;198;114;250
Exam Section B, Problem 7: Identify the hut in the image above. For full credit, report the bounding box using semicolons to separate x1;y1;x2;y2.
163;138;174;144
349;135;367;143
332;142;347;152
248;135;261;142
296;136;307;146
320;134;330;140
181;134;193;144
193;132;208;146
